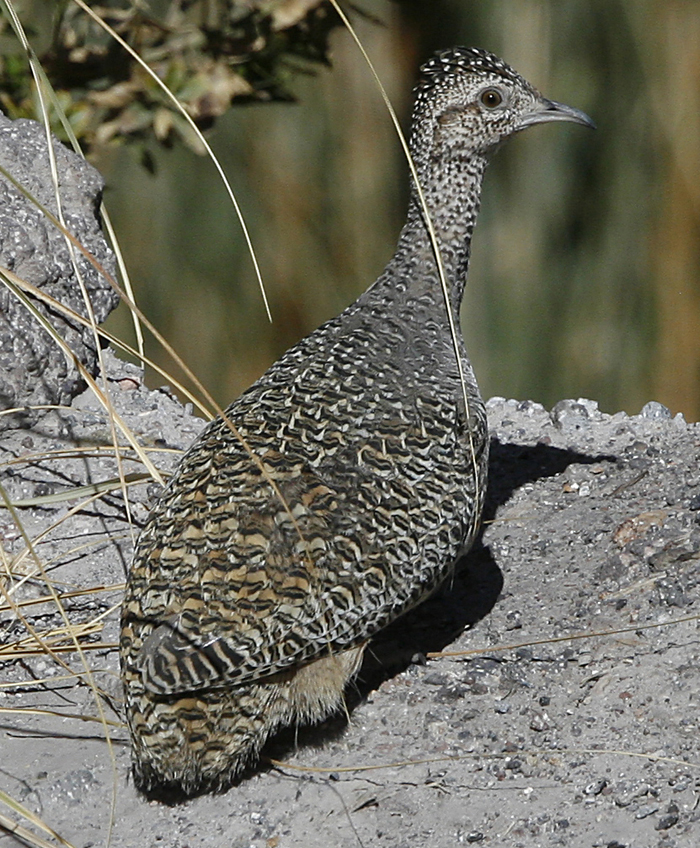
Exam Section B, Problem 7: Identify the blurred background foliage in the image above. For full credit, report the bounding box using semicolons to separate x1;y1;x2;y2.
4;1;700;420
0;0;345;152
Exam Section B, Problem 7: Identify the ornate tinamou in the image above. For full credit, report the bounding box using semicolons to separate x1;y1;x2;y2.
120;47;593;794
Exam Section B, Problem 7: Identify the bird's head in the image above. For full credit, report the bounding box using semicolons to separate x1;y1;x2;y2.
410;47;594;165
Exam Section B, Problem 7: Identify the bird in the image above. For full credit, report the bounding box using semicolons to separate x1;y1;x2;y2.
120;46;594;795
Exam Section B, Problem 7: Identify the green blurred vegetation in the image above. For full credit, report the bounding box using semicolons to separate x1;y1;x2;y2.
0;0;342;154
8;1;700;419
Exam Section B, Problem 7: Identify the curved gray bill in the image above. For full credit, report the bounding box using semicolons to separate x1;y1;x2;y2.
519;98;596;130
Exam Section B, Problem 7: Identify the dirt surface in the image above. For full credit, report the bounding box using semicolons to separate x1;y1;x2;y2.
1;348;699;848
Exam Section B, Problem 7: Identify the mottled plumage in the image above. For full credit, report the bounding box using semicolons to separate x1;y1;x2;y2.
120;47;593;794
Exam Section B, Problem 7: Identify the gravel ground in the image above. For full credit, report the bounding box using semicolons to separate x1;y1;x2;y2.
1;348;699;848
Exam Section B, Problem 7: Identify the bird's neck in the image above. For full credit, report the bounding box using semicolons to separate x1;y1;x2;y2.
376;151;489;316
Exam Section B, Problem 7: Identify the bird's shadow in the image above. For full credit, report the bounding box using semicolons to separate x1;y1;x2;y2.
264;437;616;766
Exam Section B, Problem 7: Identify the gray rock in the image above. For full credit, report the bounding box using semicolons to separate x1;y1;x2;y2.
641;401;672;419
550;398;591;431
0;114;117;430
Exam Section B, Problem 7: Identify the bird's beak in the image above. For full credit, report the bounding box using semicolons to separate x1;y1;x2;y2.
519;98;596;130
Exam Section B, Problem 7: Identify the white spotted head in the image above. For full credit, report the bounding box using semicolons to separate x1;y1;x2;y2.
410;47;594;165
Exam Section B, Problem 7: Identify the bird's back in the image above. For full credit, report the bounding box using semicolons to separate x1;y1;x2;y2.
122;284;488;700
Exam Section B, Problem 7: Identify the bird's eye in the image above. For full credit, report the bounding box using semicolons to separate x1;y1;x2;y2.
479;88;503;109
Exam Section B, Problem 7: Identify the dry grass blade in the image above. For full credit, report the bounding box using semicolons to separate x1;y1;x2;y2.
0;405;73;418
8;539;130;598
0;671;113;689
425;611;700;659
563;747;700;771
0;791;77;848
7;483;130;575
1;642;118;659
0;814;68;848
99;207;144;358
3;444;179;466
0;608;119;659
0;583;124;614
269;745;700;776
0;612;114;661
0;707;124;728
8;473;151;508
0;30;142;838
267;754;476;775
2;621;102;653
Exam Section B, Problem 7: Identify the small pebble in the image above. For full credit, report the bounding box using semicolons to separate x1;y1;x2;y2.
635;803;660;819
655;803;680;831
530;712;550;732
584;779;607;796
640;401;671;419
424;672;448;686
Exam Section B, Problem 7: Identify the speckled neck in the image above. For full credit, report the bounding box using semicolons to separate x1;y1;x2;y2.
367;147;489;321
